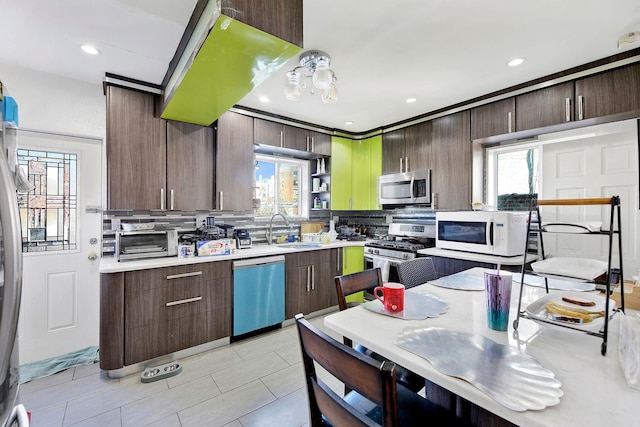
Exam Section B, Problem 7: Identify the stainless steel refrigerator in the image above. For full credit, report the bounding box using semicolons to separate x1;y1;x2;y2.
0;123;29;425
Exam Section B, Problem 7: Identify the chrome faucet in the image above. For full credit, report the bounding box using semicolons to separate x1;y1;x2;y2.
267;213;289;245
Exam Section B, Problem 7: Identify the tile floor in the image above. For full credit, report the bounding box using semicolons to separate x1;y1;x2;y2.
18;313;345;427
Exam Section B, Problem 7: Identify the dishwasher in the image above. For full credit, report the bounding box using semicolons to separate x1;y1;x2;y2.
232;255;285;337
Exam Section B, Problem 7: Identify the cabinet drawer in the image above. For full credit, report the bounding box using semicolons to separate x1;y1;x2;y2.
126;277;231;328
285;249;332;268
125;261;231;293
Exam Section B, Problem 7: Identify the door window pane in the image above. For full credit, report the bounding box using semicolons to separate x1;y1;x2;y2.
17;149;77;252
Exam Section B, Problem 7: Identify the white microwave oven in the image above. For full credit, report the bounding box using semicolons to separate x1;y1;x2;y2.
378;169;431;206
435;211;528;256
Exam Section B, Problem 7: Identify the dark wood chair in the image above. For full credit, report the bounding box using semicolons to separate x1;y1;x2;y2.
295;313;462;427
334;268;425;393
396;257;439;289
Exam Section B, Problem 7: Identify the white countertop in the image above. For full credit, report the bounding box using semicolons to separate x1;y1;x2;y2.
100;240;367;273
325;267;638;427
419;247;537;265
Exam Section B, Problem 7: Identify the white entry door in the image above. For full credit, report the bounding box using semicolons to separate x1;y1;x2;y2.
17;129;103;364
541;120;639;276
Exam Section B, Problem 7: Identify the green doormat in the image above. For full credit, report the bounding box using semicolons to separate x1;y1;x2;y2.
19;346;100;384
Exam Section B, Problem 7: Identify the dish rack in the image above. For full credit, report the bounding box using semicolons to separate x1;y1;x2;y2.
513;197;625;355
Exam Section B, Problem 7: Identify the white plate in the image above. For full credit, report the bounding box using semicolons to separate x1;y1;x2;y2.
531;257;608;281
525;291;616;332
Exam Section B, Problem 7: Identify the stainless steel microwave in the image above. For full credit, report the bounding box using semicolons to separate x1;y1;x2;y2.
378;170;431;206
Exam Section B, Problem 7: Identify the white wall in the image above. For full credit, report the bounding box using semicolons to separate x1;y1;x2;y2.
0;62;105;138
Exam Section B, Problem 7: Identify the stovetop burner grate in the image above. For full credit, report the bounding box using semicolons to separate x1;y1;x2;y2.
365;240;426;253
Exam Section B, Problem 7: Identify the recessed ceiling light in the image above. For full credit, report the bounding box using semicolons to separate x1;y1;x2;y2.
507;57;525;67
344;121;354;126
406;97;417;103
259;96;269;103
80;44;100;55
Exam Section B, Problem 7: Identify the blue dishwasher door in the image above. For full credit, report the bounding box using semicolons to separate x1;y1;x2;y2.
233;255;285;336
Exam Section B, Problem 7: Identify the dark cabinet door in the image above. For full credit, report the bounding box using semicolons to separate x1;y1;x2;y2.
283;124;308;151
575;62;640;120
106;86;166;209
310;131;332;156
404;121;432;172
516;82;574;130
381;128;406;175
166;121;215;210
470;97;515;140
431;111;471;210
216;111;254;211
254;118;283;147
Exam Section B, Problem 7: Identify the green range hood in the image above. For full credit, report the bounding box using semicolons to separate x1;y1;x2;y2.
162;3;301;126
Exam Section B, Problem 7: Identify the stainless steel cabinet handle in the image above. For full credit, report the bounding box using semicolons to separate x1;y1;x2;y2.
280;130;284;148
507;111;512;133
170;189;175;210
219;191;224;210
311;136;315;152
306;136;310;152
166;271;203;280
160;188;165;210
405;157;409;173
565;97;571;122
311;265;315;290
337;249;341;272
306;266;311;292
400;157;403;173
166;296;202;307
578;95;584;120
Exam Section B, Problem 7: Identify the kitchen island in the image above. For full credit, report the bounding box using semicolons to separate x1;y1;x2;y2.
325;268;638;426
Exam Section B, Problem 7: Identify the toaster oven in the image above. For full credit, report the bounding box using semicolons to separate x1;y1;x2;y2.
115;230;178;261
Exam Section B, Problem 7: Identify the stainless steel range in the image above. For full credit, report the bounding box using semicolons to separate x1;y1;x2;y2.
364;222;435;285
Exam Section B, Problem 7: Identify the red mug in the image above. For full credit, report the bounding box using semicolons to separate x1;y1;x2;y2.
374;282;405;312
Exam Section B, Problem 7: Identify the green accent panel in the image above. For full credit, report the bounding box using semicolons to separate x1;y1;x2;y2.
367;135;382;210
351;139;370;210
162;16;301;126
331;136;353;210
343;246;364;275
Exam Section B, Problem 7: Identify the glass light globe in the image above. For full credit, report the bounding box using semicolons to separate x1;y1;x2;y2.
284;71;301;101
321;82;338;104
312;59;333;90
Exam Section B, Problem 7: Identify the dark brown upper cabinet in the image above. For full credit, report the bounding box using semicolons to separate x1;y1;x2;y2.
216;111;254;212
106;86;166;210
254;118;331;156
516;81;575;131
166;121;215;211
470;97;515;140
431;111;471;210
381;121;431;175
575;62;640;120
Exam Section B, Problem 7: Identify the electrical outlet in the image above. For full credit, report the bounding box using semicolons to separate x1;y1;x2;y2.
386;215;393;224
195;215;208;229
332;216;339;223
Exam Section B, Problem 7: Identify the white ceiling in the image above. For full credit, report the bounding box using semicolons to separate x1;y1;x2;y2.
1;0;640;132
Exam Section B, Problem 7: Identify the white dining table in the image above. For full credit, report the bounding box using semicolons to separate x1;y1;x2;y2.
324;267;639;427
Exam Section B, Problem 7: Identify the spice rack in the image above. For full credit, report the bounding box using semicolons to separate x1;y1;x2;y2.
513;196;625;355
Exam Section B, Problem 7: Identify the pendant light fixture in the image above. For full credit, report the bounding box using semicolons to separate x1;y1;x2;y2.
284;50;337;103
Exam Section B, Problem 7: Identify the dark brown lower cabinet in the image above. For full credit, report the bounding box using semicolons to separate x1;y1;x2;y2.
100;261;232;369
285;249;338;318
